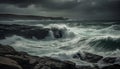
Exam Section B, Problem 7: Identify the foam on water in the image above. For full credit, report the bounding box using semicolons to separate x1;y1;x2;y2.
0;22;120;64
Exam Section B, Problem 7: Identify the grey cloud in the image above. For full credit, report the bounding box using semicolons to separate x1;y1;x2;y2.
0;0;120;20
0;0;120;11
0;0;80;9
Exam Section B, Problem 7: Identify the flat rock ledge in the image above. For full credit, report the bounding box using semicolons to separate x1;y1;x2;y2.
0;44;120;69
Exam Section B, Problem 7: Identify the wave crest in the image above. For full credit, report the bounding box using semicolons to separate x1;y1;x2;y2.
88;36;120;51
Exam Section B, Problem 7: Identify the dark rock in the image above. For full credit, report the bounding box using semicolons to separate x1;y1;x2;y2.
34;57;76;69
0;14;68;20
0;56;22;69
41;66;51;69
73;52;103;63
2;44;118;69
0;44;76;69
76;65;98;69
16;51;29;56
83;52;103;63
101;57;117;64
19;28;49;39
0;24;50;40
0;24;65;40
5;55;31;69
5;55;40;69
73;52;83;59
51;28;63;38
0;44;17;55
101;64;120;69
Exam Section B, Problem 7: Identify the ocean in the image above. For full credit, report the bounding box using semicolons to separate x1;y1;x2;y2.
0;20;120;65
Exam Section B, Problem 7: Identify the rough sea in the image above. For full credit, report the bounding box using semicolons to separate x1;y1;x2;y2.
0;20;120;65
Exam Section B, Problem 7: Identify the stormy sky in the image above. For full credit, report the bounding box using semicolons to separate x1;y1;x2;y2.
0;0;120;20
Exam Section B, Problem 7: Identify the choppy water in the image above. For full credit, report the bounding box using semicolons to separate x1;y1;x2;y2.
0;20;120;65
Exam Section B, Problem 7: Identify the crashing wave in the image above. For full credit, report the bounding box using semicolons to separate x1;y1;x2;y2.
45;24;75;39
0;24;75;40
87;36;120;51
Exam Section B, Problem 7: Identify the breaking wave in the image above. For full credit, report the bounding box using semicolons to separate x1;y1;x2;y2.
0;21;120;64
88;36;120;51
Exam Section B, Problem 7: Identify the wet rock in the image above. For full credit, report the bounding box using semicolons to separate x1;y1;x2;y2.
0;56;22;69
3;44;120;69
16;51;29;56
73;52;103;63
0;24;64;39
51;28;63;38
34;57;76;69
0;44;76;69
76;65;98;69
5;55;31;69
101;64;120;69
0;44;17;55
101;57;117;64
73;52;83;59
0;24;49;39
41;66;51;69
83;52;103;63
5;54;41;69
20;28;49;39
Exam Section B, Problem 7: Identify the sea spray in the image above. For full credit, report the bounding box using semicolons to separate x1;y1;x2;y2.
0;21;120;65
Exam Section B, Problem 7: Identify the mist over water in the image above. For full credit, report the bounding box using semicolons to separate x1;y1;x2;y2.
0;20;120;65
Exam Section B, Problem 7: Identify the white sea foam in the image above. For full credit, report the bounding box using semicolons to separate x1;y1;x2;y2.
0;22;120;64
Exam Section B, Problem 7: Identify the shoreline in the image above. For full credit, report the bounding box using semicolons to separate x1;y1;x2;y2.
0;23;120;69
0;44;120;69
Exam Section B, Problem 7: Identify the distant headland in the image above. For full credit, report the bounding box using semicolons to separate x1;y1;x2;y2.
0;14;68;20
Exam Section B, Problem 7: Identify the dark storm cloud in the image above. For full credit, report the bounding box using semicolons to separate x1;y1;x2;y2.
0;0;120;19
70;0;120;19
0;0;80;9
0;0;32;7
0;0;120;11
0;0;119;11
73;0;120;11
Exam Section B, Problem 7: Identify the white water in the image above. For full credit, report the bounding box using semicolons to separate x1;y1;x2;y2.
0;22;120;65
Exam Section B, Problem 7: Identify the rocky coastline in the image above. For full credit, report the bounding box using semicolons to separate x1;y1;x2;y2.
0;44;120;69
0;24;64;39
0;14;68;21
0;24;120;69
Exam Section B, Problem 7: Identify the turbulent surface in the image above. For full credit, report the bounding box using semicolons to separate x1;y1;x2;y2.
0;20;120;65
